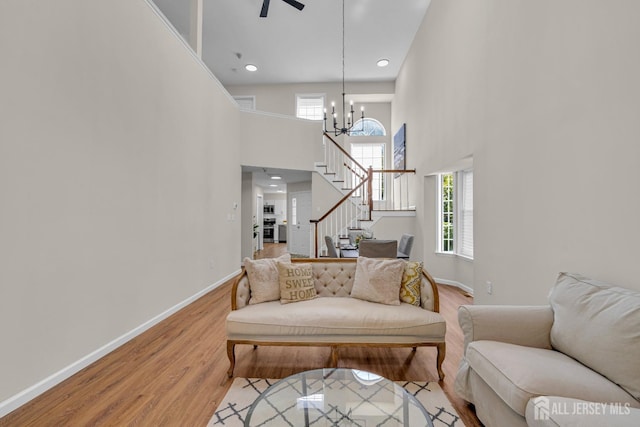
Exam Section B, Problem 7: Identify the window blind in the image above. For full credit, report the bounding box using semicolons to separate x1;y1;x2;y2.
459;170;474;258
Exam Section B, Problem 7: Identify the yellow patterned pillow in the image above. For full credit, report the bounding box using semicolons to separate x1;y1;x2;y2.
400;261;423;306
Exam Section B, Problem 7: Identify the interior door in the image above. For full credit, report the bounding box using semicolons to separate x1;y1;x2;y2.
289;191;311;257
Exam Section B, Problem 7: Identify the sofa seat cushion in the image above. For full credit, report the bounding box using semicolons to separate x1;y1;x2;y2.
466;341;640;417
227;297;445;342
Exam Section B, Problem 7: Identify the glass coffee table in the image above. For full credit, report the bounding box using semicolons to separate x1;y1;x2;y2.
245;368;433;426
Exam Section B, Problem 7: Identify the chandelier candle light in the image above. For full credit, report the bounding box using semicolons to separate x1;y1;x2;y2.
324;0;365;136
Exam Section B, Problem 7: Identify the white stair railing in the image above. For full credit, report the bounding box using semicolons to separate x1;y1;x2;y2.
312;133;417;257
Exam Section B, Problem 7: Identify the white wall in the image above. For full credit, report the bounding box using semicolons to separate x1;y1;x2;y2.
393;0;640;304
239;110;324;171
241;172;255;260
0;0;241;405
227;81;394;127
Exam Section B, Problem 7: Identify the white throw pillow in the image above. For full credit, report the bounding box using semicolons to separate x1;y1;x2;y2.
244;253;291;304
350;257;405;305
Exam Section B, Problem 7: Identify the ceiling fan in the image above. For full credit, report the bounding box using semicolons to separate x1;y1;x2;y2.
260;0;305;18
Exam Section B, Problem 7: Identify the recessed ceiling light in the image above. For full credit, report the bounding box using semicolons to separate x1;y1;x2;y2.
245;64;258;72
269;184;277;187
271;176;282;180
376;59;390;68
277;190;285;193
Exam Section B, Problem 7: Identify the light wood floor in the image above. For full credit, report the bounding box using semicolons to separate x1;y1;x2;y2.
1;243;481;426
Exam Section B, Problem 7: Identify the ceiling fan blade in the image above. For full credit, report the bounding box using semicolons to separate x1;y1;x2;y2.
260;0;270;17
282;0;305;11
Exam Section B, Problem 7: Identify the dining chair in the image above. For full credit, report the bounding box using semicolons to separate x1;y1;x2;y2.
324;236;339;258
397;234;414;259
358;240;397;258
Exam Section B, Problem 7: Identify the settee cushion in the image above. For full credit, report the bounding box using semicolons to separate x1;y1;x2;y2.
245;253;291;305
226;297;445;341
400;261;423;306
549;272;640;400
351;257;405;305
466;341;640;417
277;262;317;304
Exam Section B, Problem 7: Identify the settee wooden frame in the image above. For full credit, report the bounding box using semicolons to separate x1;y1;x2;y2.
226;258;446;380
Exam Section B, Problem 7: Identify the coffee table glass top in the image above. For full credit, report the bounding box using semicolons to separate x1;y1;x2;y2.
244;368;433;427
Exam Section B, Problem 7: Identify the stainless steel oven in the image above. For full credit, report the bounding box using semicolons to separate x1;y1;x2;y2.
263;218;276;243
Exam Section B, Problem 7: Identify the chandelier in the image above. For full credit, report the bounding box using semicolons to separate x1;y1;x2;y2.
324;0;364;136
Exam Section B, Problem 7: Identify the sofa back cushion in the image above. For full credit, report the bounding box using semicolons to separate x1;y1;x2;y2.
549;272;640;401
311;261;356;297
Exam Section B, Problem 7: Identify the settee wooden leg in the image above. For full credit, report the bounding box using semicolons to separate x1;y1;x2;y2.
436;342;446;381
412;346;417;352
253;345;258;350
330;346;338;367
227;341;236;378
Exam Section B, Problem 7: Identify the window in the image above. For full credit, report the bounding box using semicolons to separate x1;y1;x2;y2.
438;170;473;258
351;143;385;200
296;94;325;120
440;173;455;252
233;96;255;110
350;118;386;136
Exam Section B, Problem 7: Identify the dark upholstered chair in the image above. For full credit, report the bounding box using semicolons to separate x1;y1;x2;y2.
324;236;339;258
397;234;414;259
358;239;397;258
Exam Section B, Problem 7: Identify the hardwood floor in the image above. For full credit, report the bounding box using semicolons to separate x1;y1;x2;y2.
1;243;481;426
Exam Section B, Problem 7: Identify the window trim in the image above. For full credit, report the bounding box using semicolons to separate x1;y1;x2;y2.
295;93;325;121
350;117;387;136
233;95;256;110
436;170;473;260
350;142;386;201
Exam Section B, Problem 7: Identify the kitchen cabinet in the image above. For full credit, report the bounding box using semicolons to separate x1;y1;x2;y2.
274;199;286;216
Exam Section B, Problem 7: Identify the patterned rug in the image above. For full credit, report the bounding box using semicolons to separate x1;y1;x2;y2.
209;377;465;426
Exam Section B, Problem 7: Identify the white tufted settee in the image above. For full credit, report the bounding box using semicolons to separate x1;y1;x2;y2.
226;258;447;379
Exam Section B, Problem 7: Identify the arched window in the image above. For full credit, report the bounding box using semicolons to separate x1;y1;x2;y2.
350;118;386;136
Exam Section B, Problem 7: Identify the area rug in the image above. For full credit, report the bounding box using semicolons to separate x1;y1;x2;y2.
209;377;465;426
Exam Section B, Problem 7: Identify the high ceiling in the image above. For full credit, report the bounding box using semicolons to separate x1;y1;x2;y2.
152;0;431;86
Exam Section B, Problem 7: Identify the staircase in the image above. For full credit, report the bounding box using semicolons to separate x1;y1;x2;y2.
311;132;416;257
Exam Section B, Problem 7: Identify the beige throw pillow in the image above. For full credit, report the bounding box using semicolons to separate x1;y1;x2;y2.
400;261;423;306
277;262;317;304
245;253;291;305
350;257;405;305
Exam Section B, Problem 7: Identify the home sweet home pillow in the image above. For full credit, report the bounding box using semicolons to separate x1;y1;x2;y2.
277;262;317;304
400;261;423;306
350;257;405;305
245;253;291;305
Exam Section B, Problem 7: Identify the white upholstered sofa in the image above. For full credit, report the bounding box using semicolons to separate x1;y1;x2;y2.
226;257;446;380
455;272;640;426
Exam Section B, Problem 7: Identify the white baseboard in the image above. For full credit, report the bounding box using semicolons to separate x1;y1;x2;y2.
434;277;474;296
0;269;240;418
